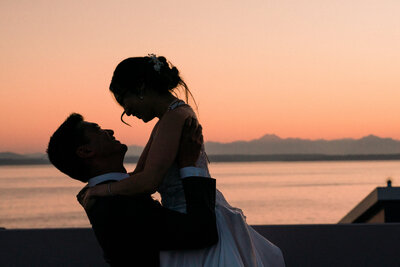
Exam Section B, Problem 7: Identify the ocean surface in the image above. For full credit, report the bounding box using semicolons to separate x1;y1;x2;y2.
1;161;399;229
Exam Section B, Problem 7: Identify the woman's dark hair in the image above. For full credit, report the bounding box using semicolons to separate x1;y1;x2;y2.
109;55;196;124
47;113;90;182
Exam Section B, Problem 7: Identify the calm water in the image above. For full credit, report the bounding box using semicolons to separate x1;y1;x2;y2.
0;161;399;229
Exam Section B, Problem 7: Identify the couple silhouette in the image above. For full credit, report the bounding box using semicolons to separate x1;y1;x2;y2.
47;55;285;266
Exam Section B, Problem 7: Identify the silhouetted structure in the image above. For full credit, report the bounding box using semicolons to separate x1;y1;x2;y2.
339;185;400;223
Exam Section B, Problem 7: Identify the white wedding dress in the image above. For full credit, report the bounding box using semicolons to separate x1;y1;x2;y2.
158;105;285;267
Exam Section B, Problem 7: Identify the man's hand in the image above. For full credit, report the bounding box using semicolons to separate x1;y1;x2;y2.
77;187;96;210
177;117;203;168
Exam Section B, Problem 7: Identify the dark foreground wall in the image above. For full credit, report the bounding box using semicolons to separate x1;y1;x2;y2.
253;224;400;267
1;224;399;267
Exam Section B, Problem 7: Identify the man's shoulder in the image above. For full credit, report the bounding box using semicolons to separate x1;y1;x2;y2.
85;195;159;225
88;194;158;212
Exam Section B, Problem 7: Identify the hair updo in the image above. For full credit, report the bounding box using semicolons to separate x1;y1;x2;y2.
109;55;195;106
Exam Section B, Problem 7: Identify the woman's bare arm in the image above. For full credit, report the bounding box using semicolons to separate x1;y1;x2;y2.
89;107;195;197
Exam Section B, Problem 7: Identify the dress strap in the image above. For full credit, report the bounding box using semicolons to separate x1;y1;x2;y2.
168;99;186;111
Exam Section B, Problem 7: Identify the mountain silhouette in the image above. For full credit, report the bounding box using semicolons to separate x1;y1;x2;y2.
1;135;400;163
203;134;400;155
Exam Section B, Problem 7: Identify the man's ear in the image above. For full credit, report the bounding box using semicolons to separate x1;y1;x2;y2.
76;145;95;159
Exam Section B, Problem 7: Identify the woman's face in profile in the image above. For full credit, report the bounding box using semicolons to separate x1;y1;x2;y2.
119;88;155;123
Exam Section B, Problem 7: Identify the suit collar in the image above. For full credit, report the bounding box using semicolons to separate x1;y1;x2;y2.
87;172;129;187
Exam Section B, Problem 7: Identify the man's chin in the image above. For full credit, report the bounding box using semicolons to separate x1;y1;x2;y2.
121;144;128;153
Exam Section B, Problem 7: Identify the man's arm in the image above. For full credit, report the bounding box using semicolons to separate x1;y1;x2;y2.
87;182;217;266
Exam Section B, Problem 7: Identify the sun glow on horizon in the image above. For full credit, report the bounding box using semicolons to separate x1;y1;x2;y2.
1;0;400;153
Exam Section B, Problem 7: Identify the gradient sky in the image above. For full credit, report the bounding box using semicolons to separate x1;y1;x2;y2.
1;0;399;153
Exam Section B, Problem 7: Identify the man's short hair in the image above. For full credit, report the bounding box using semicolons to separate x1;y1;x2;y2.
47;113;90;182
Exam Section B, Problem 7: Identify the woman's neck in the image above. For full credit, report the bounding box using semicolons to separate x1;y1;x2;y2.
153;93;178;119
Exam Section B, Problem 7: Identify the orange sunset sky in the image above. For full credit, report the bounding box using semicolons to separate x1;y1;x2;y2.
1;0;399;154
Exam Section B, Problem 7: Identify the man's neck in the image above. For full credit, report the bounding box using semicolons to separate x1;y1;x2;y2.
89;164;127;178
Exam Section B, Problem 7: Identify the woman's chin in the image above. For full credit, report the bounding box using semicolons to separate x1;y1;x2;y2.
142;116;155;123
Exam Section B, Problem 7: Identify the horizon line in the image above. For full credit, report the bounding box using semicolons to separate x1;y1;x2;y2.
2;133;400;155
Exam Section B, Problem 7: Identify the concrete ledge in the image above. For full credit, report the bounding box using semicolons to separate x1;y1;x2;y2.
0;228;106;266
1;224;400;267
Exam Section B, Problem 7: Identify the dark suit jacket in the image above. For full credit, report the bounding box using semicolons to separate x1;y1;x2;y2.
83;177;218;267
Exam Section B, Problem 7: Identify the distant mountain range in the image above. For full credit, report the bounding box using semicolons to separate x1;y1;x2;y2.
203;134;400;155
1;134;400;165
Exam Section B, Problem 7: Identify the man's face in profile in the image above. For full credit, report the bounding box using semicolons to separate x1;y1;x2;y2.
79;121;127;158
